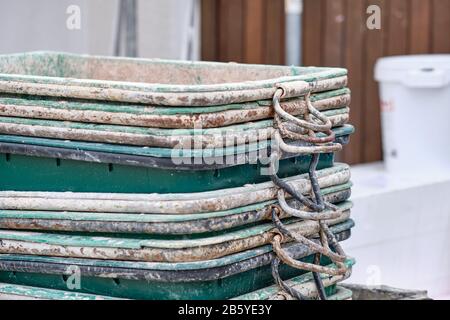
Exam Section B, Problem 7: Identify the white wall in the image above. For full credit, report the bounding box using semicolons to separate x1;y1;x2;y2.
137;0;200;60
345;162;450;299
0;0;93;54
0;0;199;59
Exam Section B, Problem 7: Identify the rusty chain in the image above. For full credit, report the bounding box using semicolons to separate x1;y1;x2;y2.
268;84;349;300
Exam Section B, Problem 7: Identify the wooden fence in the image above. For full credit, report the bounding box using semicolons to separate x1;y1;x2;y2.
201;0;285;64
303;0;450;164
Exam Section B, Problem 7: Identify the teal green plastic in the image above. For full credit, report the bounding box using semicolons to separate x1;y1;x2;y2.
0;123;353;158
0;52;347;95
0;106;348;137
0;152;333;193
0;220;354;299
0;212;353;251
0;282;119;300
0;254;339;300
0;183;351;224
0;126;353;193
0;87;350;116
0;218;354;268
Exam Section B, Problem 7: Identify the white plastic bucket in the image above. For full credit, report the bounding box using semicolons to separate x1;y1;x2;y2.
375;55;450;175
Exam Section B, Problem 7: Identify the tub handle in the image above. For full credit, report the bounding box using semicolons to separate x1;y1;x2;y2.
271;208;347;265
276;189;342;220
271;234;347;276
270;257;314;300
273;88;332;132
273;131;341;155
272;88;341;155
278;122;336;144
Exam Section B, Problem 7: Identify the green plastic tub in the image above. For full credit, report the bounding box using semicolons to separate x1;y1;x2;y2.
0;219;354;300
0;125;353;193
0;52;348;108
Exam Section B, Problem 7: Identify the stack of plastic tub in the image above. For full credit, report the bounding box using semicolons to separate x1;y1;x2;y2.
0;52;354;300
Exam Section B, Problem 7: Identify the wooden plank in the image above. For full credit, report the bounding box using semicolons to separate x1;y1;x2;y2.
432;0;450;53
201;0;285;65
218;0;244;62
302;0;323;66
321;0;345;162
218;0;229;61
243;0;265;64
386;0;410;55
200;0;218;61
409;0;432;54
363;0;385;162
322;0;346;67
264;0;285;64
341;0;365;165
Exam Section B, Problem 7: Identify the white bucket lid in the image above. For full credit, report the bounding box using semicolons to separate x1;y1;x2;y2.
375;54;450;88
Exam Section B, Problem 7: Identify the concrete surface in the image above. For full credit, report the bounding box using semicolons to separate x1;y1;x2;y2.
345;161;450;299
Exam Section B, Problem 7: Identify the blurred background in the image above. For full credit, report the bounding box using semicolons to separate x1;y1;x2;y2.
0;0;449;298
2;0;449;165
